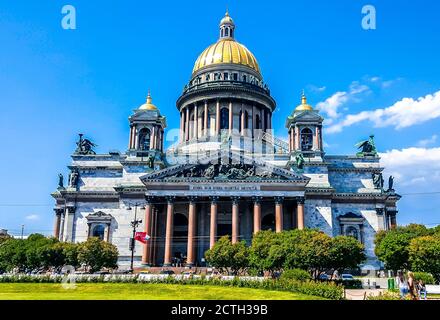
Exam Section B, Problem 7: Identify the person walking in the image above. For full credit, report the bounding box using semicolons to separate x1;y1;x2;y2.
396;271;409;299
407;272;418;300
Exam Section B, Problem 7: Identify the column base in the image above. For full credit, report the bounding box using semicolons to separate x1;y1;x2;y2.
141;263;152;267
185;263;194;268
162;263;172;267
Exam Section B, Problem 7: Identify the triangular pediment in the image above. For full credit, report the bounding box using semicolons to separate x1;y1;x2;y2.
140;150;309;184
292;111;323;122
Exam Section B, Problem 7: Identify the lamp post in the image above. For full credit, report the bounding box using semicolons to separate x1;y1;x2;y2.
127;203;145;273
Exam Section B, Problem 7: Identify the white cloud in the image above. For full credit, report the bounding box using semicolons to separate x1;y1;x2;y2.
316;81;370;120
327;90;440;134
25;214;40;221
307;85;327;93
380;147;440;187
418;135;438;147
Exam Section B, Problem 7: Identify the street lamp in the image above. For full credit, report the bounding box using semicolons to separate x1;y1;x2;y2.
127;203;145;273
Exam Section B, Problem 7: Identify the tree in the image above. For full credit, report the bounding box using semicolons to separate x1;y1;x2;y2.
328;236;366;275
205;236;249;275
374;224;431;272
409;236;440;283
248;231;283;274
283;229;332;279
77;237;118;272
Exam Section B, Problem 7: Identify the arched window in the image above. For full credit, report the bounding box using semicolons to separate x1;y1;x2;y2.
92;224;105;240
300;128;313;151
225;28;229;37
239;110;243;132
139;128;151;151
262;214;275;231
345;226;359;240
220;108;229;130
244;111;249;129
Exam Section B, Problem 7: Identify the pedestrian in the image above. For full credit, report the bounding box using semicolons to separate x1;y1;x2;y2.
407;272;418;300
396;271;409;299
418;279;427;300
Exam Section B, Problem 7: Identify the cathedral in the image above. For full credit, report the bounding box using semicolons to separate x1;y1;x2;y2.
52;12;400;271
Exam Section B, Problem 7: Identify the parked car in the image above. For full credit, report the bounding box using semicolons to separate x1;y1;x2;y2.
341;274;355;281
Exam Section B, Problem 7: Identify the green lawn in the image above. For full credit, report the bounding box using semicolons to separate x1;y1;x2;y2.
0;283;325;300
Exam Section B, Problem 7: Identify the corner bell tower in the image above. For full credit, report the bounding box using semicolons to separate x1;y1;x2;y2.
286;92;324;160
128;91;167;159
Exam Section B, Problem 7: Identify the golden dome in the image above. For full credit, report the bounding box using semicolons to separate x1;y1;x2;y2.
193;39;260;74
220;11;234;25
295;92;314;112
139;91;158;111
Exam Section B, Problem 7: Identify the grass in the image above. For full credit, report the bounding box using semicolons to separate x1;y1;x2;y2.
0;283;326;300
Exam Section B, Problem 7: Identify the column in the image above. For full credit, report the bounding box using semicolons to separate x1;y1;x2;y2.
204;101;208;137
216;100;220;135
142;200;153;266
275;197;284;233
163;198;174;266
53;209;62;239
185;106;190;141
290;129;295;152
187;198;197;266
151;126;156;150
134;128;140;150
180;111;184;143
389;211;397;229
240;105;245;136
295;126;300;150
297;198;305;230
209;197;218;249
229;101;233;135
194;104;198;139
231;197;239;243
253;197;262;234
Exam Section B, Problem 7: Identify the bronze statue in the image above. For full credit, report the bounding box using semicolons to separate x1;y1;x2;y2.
356;135;378;156
295;153;305;170
58;173;64;189
68;169;79;188
372;173;384;190
75;134;97;155
388;176;395;192
146;155;154;169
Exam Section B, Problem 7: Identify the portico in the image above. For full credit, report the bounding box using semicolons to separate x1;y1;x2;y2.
139;151;309;266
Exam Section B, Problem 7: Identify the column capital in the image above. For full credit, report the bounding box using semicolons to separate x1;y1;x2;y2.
145;196;155;204
166;196;176;204
53;208;63;216
210;196;220;203
376;208;384;216
296;197;305;204
66;206;76;214
187;196;199;204
275;196;284;204
231;196;240;204
252;196;263;204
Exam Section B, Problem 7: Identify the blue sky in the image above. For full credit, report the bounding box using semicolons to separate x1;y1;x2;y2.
1;0;439;236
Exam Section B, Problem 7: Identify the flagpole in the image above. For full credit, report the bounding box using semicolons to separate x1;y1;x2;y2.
128;203;144;273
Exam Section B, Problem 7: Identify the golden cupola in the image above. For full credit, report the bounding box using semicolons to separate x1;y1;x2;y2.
295;92;314;112
139;91;158;111
192;11;260;75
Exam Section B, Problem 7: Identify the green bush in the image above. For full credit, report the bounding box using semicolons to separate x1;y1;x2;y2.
413;272;435;284
333;279;363;289
366;291;401;300
280;269;311;282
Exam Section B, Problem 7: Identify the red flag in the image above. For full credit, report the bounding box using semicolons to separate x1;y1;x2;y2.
135;232;150;244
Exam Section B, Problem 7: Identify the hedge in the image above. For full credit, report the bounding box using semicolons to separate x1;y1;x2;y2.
0;274;344;300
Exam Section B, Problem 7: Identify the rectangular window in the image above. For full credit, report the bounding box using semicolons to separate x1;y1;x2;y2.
233;73;238;81
224;73;229;80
